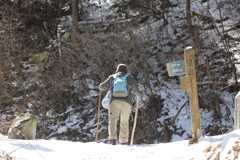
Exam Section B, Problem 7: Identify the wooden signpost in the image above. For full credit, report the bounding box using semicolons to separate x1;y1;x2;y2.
166;47;201;144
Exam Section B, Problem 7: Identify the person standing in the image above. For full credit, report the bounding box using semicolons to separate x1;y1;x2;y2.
99;64;143;145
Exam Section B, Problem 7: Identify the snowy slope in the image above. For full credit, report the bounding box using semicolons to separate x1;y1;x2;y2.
1;129;240;160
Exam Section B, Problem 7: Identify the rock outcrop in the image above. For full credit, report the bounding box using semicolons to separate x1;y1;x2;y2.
8;113;37;139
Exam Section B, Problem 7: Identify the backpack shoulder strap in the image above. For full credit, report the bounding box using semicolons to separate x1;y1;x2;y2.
112;74;118;79
123;74;128;78
112;73;128;80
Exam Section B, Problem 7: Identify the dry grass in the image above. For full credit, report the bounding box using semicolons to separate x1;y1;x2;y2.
0;149;12;160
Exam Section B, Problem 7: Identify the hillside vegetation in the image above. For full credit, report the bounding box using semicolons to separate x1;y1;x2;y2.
0;0;240;144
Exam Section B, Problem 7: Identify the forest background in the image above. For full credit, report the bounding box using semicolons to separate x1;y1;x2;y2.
0;0;240;144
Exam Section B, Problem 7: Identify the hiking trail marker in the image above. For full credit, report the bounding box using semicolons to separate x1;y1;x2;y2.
166;47;201;144
166;60;186;77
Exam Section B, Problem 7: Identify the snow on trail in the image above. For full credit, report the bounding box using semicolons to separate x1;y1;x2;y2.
1;130;240;160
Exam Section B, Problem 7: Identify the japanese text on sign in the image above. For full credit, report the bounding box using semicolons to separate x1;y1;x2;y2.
166;60;186;76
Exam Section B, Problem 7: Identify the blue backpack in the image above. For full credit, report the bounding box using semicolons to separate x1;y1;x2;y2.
112;74;129;97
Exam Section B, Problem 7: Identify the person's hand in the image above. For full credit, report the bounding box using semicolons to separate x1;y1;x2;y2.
139;88;145;97
140;88;145;92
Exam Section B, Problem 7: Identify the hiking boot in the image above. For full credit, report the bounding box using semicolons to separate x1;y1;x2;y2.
109;139;116;145
120;142;128;145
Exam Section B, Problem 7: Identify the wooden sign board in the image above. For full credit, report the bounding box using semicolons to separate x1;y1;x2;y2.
166;60;186;77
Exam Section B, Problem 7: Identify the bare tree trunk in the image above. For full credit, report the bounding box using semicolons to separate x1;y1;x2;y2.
186;0;191;32
186;0;195;42
71;0;79;44
186;0;200;55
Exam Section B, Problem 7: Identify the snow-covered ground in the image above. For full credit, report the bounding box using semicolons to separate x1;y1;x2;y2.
1;129;240;160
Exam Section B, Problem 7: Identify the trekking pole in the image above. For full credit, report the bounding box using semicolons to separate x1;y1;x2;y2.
96;73;104;142
130;96;140;145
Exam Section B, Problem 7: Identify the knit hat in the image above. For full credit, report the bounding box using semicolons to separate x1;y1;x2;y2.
116;64;128;73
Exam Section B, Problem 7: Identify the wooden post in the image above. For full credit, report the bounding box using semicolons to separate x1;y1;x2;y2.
234;92;240;130
167;47;200;143
184;48;201;144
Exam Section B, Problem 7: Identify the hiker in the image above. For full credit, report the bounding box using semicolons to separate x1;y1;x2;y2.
99;64;143;145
